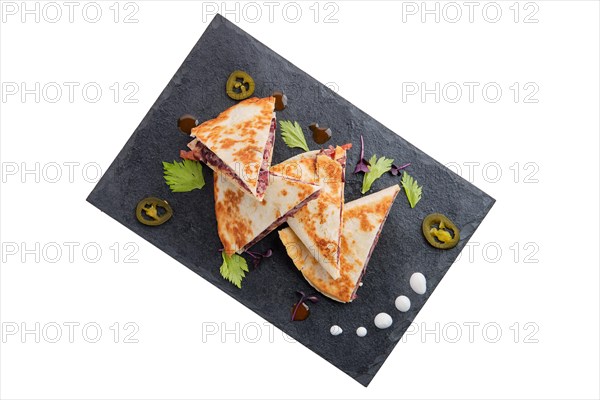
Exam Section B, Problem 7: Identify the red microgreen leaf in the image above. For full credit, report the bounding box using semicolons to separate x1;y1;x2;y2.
354;135;371;174
390;162;411;176
245;248;273;269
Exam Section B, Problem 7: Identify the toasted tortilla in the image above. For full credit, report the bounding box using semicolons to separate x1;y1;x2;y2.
214;168;321;256
269;150;319;184
285;146;349;280
182;97;276;201
278;184;400;303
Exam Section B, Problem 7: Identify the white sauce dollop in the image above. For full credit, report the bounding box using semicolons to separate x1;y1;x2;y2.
330;325;343;336
410;272;427;295
374;313;393;329
395;295;411;312
356;327;367;337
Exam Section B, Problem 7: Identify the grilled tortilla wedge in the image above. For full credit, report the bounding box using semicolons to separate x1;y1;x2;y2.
181;97;276;201
214;161;321;256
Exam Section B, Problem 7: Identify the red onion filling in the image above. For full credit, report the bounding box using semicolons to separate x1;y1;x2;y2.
256;117;276;197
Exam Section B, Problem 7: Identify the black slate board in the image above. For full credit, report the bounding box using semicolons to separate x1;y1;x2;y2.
87;14;495;386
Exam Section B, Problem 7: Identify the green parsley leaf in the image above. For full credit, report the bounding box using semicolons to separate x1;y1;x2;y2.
162;159;205;192
401;171;422;208
279;120;309;152
219;252;249;289
361;155;394;194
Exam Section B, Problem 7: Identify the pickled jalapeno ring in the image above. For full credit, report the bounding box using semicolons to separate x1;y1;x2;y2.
226;70;255;100
422;213;460;249
136;197;173;226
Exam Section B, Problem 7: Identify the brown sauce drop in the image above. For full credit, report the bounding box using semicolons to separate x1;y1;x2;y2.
291;302;310;321
178;114;198;135
309;123;332;144
273;91;288;111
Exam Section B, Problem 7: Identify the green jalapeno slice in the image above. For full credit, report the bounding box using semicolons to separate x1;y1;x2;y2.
422;213;460;249
226;70;255;100
136;197;173;226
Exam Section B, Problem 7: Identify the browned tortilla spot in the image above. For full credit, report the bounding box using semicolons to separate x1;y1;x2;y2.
344;195;394;233
219;138;237;149
219;189;252;252
233;146;261;164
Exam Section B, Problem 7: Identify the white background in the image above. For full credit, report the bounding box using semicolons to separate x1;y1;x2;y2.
1;1;599;399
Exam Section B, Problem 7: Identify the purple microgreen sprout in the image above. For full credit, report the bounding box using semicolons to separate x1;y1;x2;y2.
291;291;319;321
390;162;411;176
245;248;273;269
353;135;371;174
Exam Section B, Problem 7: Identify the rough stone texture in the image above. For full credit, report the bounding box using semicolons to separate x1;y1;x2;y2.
87;15;495;386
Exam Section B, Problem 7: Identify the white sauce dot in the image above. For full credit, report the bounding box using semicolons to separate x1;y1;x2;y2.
330;325;343;336
356;327;367;337
395;295;411;312
374;313;393;329
410;272;427;295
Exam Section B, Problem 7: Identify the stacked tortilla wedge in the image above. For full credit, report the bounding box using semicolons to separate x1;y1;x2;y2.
273;147;400;302
272;146;349;279
279;185;400;302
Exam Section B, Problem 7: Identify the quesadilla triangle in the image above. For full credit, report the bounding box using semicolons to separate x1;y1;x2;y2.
278;184;400;303
285;144;351;280
214;169;321;256
181;96;276;201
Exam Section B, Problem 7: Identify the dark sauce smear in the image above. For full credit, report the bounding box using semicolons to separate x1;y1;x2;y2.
178;114;198;135
273;91;288;111
291;302;310;321
309;123;332;144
